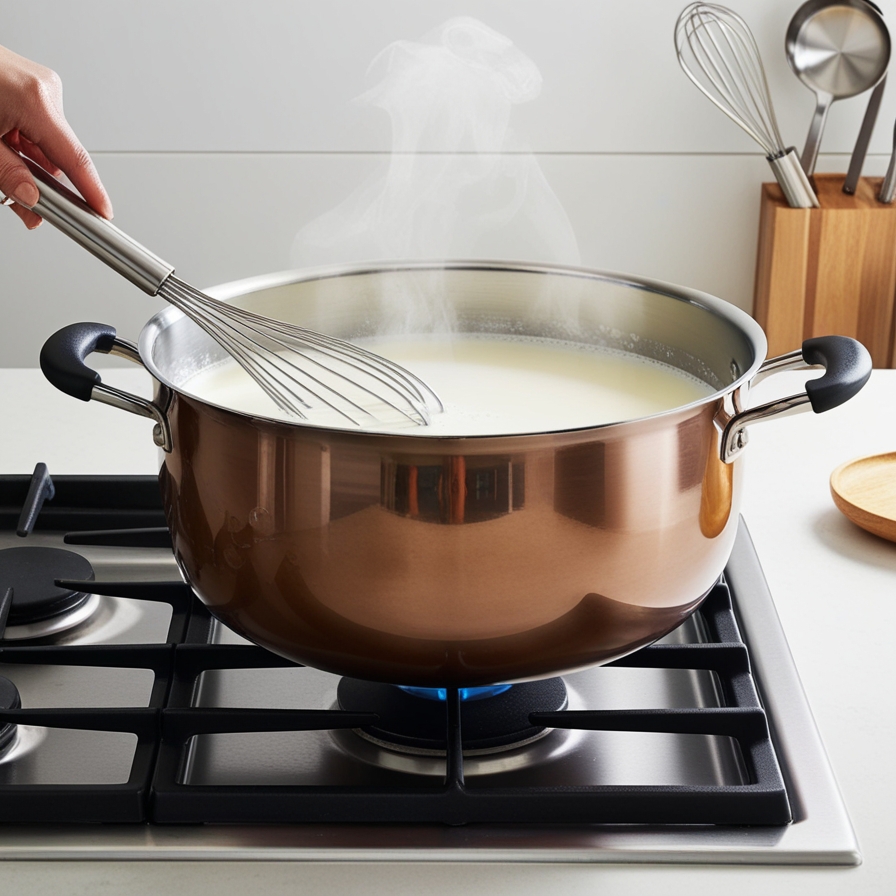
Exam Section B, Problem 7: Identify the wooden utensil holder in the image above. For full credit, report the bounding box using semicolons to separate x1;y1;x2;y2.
754;174;896;366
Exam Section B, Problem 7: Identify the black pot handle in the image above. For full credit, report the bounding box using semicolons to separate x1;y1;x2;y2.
40;322;172;451
721;335;871;463
40;322;118;401
802;335;872;413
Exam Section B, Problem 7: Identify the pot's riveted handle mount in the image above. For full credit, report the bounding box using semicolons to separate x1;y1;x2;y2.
720;335;871;463
40;322;172;452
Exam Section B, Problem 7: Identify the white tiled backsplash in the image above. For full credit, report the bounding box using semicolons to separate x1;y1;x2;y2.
0;0;892;366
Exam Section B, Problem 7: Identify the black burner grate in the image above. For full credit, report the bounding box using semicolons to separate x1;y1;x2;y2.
0;473;791;827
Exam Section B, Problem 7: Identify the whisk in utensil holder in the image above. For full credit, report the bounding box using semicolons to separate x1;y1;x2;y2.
754;174;896;367
767;147;819;209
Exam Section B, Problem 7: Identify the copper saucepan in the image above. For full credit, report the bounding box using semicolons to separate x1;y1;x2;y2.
40;262;871;687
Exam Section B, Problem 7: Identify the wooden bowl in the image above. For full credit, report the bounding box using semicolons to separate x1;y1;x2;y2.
830;452;896;543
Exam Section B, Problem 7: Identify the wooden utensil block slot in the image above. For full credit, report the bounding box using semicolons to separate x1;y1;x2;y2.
754;174;896;367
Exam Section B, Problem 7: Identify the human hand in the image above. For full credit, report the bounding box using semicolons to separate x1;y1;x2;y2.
0;44;112;229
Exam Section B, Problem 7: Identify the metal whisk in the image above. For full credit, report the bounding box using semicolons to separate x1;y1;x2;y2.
675;3;819;209
156;276;441;425
22;160;442;427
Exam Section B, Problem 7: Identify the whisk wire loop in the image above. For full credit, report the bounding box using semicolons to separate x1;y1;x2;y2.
676;3;784;157
158;276;442;427
158;281;317;417
215;306;424;424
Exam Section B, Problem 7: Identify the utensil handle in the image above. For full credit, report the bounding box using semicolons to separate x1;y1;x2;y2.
720;336;871;462
24;159;174;296
844;76;887;194
801;97;831;177
880;154;896;203
767;148;819;208
40;321;172;451
880;118;896;203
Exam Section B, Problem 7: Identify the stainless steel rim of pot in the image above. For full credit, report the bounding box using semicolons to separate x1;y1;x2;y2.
136;260;769;437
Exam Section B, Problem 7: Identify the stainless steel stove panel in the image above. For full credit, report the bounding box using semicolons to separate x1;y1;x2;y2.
0;727;137;785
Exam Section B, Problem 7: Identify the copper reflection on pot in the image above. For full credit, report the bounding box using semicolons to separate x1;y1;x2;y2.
699;446;734;538
383;455;522;524
684;414;734;538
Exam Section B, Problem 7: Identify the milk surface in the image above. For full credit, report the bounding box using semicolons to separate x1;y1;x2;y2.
183;334;715;435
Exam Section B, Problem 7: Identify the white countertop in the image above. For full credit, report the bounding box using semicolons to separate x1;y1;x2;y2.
3;366;895;895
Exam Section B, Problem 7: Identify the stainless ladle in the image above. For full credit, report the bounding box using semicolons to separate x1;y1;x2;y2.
786;0;890;177
842;1;888;194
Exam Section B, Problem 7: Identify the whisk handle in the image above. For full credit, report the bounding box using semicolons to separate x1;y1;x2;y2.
25;158;174;296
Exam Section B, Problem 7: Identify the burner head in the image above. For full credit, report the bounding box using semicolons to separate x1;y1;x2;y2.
337;677;568;755
0;674;21;754
0;546;94;628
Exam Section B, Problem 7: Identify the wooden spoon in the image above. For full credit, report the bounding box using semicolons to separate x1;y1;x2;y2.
830;452;896;542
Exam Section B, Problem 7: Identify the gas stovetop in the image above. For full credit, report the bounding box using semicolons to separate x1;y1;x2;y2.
0;467;860;864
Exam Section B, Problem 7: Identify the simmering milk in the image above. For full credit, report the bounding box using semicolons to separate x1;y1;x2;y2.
183;334;715;435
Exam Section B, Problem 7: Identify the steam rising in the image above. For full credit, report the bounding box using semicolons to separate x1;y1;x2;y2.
290;18;580;331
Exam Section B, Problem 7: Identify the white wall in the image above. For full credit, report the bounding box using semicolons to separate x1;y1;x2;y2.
0;0;892;366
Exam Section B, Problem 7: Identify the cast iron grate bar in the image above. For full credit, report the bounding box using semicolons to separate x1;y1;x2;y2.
608;642;750;673
64;527;173;548
0;706;158;735
0;783;153;824
174;643;302;673
151;781;791;827
165;644;303;705
0;474;166;531
0;643;173;672
55;579;192;605
161;708;380;740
